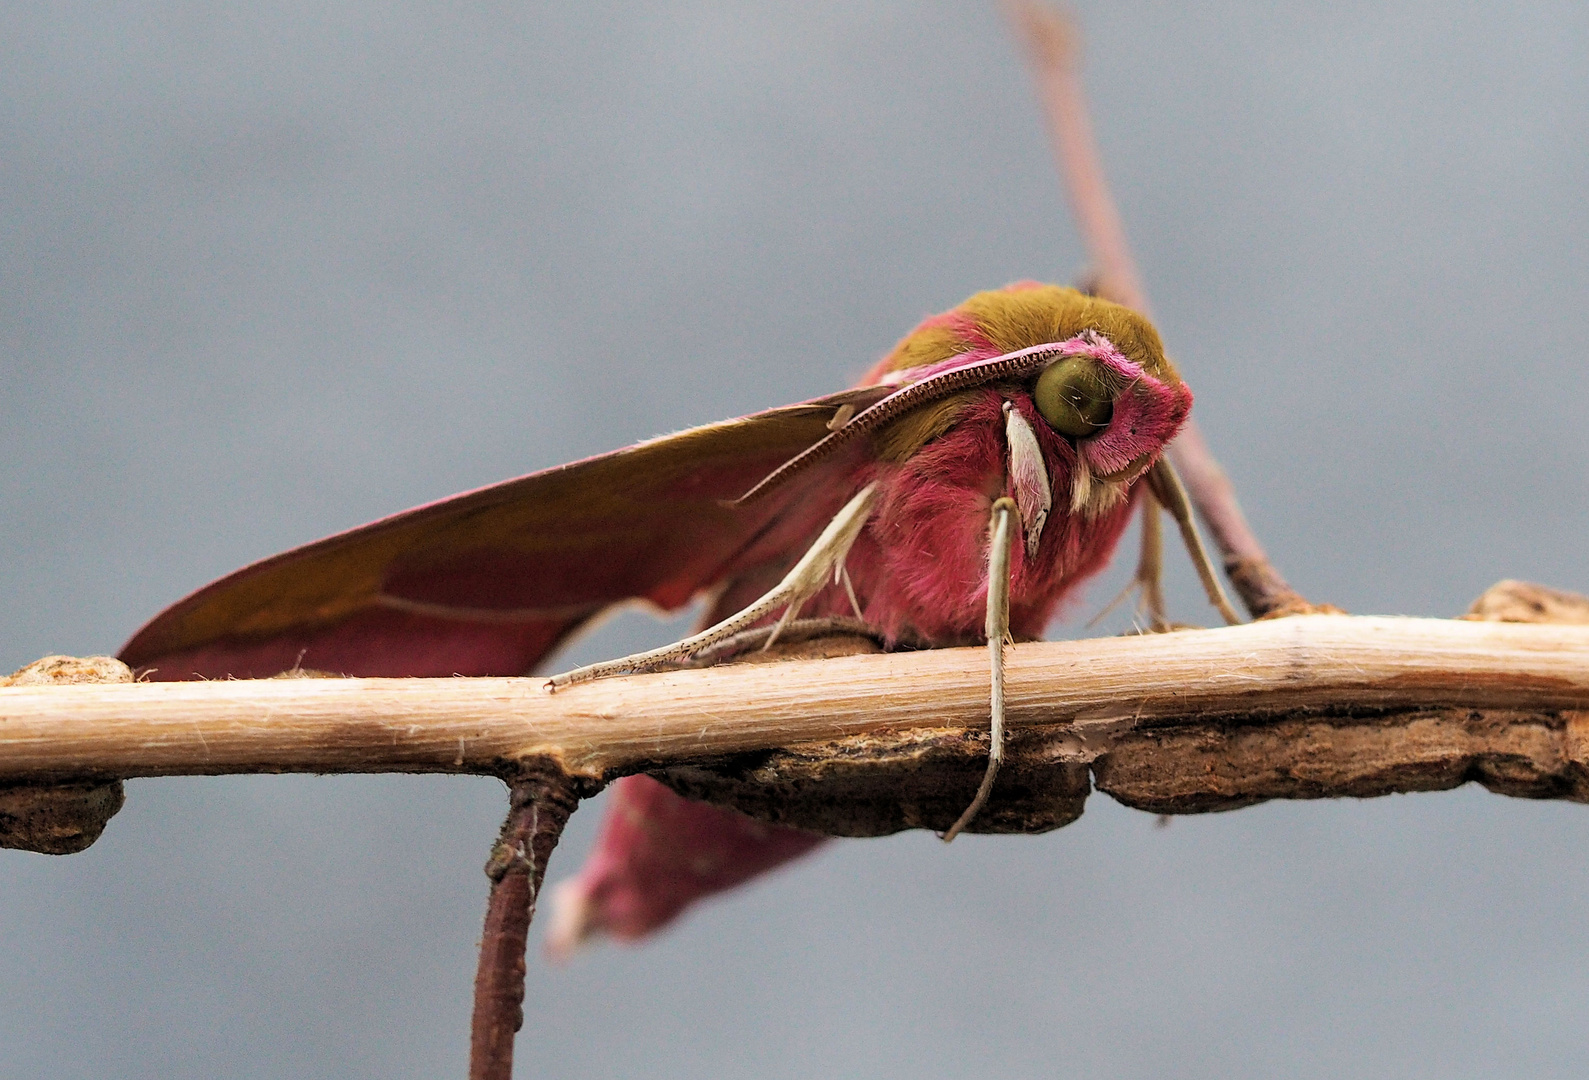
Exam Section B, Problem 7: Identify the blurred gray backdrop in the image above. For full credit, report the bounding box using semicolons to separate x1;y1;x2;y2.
4;1;1589;1077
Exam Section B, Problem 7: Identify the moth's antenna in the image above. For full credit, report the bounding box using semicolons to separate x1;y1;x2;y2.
732;342;1074;506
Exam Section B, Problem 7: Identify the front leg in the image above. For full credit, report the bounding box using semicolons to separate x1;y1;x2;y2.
1090;489;1172;632
941;496;1018;842
1147;458;1242;626
1135;490;1171;631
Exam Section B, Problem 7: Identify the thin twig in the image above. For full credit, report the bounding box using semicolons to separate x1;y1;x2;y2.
470;768;588;1080
1005;0;1311;617
3;615;1589;786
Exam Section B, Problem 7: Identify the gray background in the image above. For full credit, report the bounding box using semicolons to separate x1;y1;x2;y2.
4;1;1588;1076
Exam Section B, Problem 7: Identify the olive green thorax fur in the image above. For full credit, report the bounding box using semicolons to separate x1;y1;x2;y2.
870;283;1180;463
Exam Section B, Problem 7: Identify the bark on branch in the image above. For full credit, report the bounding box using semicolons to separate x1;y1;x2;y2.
4;590;1589;836
469;767;591;1080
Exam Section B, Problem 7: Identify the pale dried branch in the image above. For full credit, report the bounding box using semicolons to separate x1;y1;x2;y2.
0;655;128;852
4;604;1589;835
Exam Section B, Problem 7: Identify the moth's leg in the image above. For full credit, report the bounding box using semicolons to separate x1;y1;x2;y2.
838;564;864;619
545;483;880;689
1003;402;1051;556
688;616;882;666
1135;490;1169;631
1147;459;1242;626
761;597;807;652
1088;490;1170;632
942;496;1017;842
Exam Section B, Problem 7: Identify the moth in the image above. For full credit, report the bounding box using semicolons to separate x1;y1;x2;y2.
119;280;1237;954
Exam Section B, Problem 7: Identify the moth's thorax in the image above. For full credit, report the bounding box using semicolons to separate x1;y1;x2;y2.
836;389;1141;645
864;281;1180;388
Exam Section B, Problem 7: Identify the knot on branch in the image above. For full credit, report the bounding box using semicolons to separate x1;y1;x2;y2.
481;767;593;884
0;656;132;854
1466;579;1589;625
1224;556;1341;618
484;839;535;884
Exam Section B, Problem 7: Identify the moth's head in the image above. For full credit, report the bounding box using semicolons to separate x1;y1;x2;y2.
739;283;1191;521
1029;325;1189;466
867;283;1191;540
873;282;1190;468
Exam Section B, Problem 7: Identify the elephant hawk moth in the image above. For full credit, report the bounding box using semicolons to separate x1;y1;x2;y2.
119;280;1235;952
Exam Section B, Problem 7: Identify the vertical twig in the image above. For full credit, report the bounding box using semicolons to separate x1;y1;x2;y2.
469;767;593;1080
1165;422;1312;616
1005;0;1316;618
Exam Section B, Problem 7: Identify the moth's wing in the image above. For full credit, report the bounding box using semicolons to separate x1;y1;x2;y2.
120;388;889;680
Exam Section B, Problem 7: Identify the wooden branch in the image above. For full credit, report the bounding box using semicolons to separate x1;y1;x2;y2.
470;768;589;1080
5;612;1589;834
0;655;128;852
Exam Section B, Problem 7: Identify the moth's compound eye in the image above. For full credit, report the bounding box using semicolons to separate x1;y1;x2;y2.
1033;356;1114;438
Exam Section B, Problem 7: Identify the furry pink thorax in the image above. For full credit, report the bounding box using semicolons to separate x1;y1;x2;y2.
824;331;1191;644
